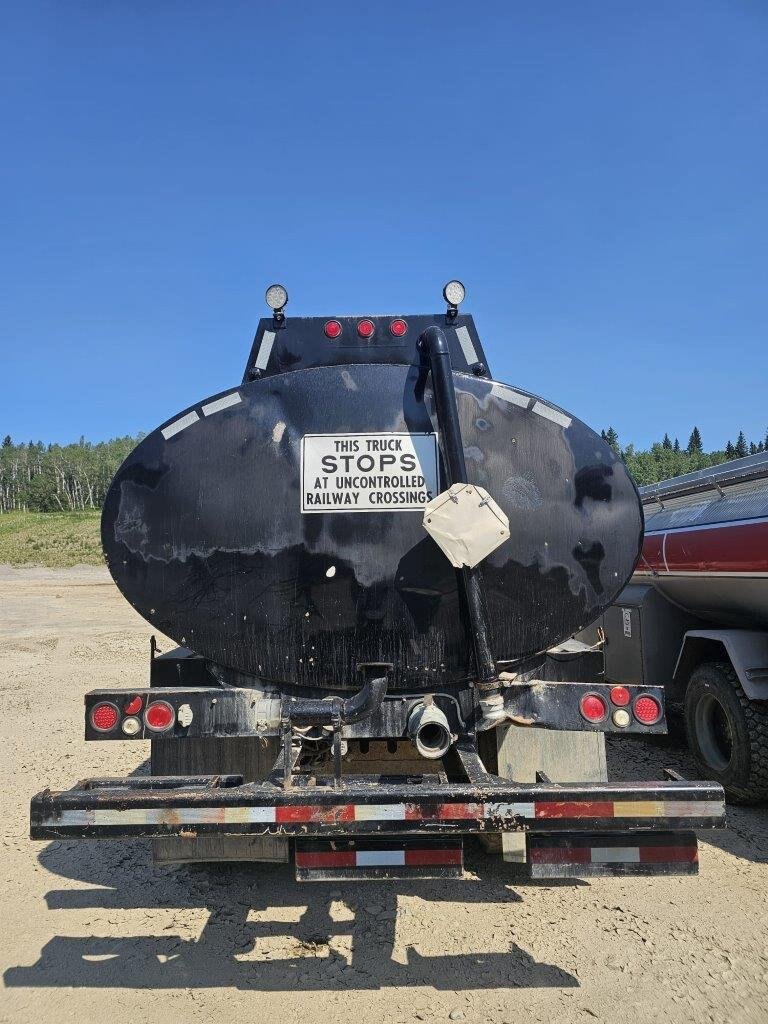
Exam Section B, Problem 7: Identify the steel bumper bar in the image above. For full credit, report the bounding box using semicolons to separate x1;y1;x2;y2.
30;775;726;841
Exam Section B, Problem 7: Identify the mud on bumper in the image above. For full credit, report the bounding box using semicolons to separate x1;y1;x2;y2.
31;773;725;840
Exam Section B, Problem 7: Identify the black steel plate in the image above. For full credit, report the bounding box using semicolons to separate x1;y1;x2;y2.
102;363;641;692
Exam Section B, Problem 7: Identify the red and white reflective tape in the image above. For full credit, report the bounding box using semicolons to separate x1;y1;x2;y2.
296;847;463;869
529;843;698;866
49;797;723;829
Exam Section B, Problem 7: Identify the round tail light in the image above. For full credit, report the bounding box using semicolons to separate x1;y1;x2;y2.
324;320;342;339
90;702;119;732
357;319;375;339
610;685;631;707
144;701;175;732
633;695;662;725
389;319;408;337
580;693;608;723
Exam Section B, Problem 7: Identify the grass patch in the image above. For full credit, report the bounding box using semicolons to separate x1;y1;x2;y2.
0;510;104;567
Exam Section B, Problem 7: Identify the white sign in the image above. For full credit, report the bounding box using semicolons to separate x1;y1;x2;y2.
301;432;439;513
622;607;632;638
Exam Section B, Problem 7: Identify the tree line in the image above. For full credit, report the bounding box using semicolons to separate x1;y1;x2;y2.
0;434;142;513
602;425;768;486
1;423;767;512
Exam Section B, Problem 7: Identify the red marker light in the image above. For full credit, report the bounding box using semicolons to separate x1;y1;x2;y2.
145;701;175;732
90;702;119;732
610;686;631;707
389;319;408;337
580;693;608;723
123;695;143;715
324;320;342;339
357;319;375;339
634;695;662;725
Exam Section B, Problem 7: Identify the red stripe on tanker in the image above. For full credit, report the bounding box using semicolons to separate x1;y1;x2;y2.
638;520;768;575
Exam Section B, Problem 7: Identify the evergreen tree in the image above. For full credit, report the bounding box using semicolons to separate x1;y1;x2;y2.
662;433;672;450
687;426;703;454
673;437;680;452
1;435;11;448
725;440;735;458
750;442;758;455
734;431;748;458
604;427;619;452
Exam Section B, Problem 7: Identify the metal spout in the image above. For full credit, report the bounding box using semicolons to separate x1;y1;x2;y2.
407;699;453;760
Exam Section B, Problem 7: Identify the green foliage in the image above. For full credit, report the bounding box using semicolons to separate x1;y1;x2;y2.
0;434;142;513
607;425;767;486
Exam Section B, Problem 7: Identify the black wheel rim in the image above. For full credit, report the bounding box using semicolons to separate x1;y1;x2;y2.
695;692;734;773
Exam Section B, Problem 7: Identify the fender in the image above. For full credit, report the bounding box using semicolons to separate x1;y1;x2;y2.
673;629;768;700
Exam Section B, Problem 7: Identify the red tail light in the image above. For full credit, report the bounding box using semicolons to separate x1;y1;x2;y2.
144;701;175;732
357;319;375;339
389;319;408;337
91;702;119;732
123;695;143;715
580;693;608;723
324;320;342;339
610;686;631;707
633;695;662;725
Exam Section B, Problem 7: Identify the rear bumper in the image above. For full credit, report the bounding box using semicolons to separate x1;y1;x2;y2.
30;773;725;841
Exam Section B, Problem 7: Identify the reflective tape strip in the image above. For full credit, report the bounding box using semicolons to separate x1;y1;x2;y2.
531;401;572;429
355;804;408;821
455;325;478;365
42;798;723;829
436;803;483;820
223;806;276;823
356;850;405;867
94;807;226;826
490;383;531;408
202;392;241;416
161;411;200;439
591;846;641;863
613;800;663;817
295;850;356;869
535;801;614;819
662;800;724;818
405;847;463;866
55;809;95;826
255;330;276;369
484;801;535;819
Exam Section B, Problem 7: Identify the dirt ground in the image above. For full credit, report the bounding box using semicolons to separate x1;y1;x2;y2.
1;566;766;1024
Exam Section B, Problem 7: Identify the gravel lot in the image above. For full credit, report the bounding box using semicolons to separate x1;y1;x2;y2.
1;566;766;1024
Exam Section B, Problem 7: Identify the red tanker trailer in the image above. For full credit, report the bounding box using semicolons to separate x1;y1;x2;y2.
596;451;768;801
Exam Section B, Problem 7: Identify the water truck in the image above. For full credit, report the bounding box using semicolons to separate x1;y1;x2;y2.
30;283;724;880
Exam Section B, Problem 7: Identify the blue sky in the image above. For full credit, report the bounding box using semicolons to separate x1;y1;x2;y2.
1;2;766;451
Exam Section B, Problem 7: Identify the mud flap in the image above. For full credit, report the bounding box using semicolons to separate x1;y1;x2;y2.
527;831;699;878
295;838;464;881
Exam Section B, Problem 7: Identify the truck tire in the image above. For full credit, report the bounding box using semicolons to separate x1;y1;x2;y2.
684;661;768;803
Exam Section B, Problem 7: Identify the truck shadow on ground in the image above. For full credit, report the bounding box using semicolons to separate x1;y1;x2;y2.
3;842;579;992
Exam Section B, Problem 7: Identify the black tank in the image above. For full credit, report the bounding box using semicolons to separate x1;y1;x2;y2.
102;315;641;693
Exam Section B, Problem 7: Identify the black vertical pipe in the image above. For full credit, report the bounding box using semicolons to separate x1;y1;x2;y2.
420;326;497;686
